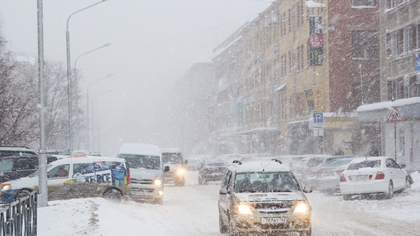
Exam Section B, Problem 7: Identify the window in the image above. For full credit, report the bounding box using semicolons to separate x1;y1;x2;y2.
47;164;70;178
300;45;305;70
288;51;292;74
388;0;396;8
288;9;291;34
391;32;398;56
352;31;377;59
417;24;420;49
403;28;410;53
352;0;375;6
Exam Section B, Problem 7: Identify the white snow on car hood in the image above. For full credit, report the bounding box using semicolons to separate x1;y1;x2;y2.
235;191;306;202
130;168;162;180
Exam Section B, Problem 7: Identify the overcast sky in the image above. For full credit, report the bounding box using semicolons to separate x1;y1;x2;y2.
0;0;271;155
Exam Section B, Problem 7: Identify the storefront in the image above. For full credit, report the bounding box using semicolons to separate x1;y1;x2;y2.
357;97;420;171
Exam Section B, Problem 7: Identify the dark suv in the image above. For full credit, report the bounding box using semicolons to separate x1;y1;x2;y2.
218;159;312;236
0;146;37;158
0;155;58;183
198;160;227;185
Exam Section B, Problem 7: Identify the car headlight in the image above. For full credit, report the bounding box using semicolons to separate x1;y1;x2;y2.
238;204;253;214
177;169;184;175
154;179;162;186
293;202;309;213
1;184;11;191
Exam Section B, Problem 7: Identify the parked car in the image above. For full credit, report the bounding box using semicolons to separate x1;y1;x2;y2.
117;143;168;204
198;160;227;185
0;156;131;203
0;146;37;158
316;158;356;195
218;159;312;236
161;148;187;186
302;155;354;189
0;155;58;184
339;156;413;200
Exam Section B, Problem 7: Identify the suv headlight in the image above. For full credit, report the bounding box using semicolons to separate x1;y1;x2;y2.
1;184;11;191
176;169;184;175
293;202;309;213
238;204;253;215
154;179;162;186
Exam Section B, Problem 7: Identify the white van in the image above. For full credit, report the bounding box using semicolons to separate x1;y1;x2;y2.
0;156;131;203
117;143;168;204
161;148;187;186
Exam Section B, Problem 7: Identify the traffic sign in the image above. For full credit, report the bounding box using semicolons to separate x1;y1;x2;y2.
388;107;403;122
313;112;323;123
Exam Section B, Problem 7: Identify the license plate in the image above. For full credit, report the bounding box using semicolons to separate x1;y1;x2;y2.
352;175;368;181
261;218;285;224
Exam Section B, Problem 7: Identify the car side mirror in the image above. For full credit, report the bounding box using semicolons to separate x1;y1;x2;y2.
219;188;227;195
184;160;188;165
164;166;170;172
302;186;312;193
401;164;406;169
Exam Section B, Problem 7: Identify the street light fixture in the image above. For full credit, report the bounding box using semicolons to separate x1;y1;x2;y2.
66;0;108;154
86;74;114;152
73;43;111;149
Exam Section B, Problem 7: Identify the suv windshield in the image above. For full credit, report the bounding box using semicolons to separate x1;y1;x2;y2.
162;153;182;164
347;160;381;170
234;172;299;193
119;154;160;170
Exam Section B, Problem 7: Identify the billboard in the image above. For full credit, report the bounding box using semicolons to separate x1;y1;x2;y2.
309;16;323;66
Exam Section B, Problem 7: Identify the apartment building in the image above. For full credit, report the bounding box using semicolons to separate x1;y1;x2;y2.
237;0;381;155
358;0;420;170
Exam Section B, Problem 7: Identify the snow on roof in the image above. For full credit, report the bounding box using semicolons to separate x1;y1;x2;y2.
118;143;162;156
53;156;124;165
323;112;358;118
357;97;420;113
235;160;290;173
275;84;287;92
211;35;243;60
236;127;279;135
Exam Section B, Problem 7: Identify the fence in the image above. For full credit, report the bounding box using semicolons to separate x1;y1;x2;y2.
0;191;37;236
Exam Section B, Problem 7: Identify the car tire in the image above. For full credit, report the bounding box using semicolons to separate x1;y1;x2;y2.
300;227;312;236
343;194;353;201
14;189;31;201
103;188;123;202
405;176;411;189
219;213;228;233
386;181;394;199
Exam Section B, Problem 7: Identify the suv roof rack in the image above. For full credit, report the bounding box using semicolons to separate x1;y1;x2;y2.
0;146;32;149
271;159;283;164
232;160;242;165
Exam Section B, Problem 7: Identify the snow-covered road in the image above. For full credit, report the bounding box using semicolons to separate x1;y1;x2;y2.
38;171;420;236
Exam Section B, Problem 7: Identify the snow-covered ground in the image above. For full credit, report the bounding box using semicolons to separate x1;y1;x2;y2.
38;171;420;236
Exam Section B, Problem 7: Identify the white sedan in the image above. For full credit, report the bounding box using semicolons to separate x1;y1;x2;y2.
339;156;411;200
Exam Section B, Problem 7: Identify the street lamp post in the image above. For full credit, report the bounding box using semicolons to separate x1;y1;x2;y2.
73;43;111;149
66;0;108;154
86;74;114;152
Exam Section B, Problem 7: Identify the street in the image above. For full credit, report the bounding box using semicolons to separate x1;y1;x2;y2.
38;170;420;236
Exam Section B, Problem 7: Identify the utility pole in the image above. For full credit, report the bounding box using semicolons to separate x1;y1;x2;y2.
37;0;48;207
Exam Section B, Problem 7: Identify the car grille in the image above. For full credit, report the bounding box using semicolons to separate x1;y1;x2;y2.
250;201;296;215
131;178;153;184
